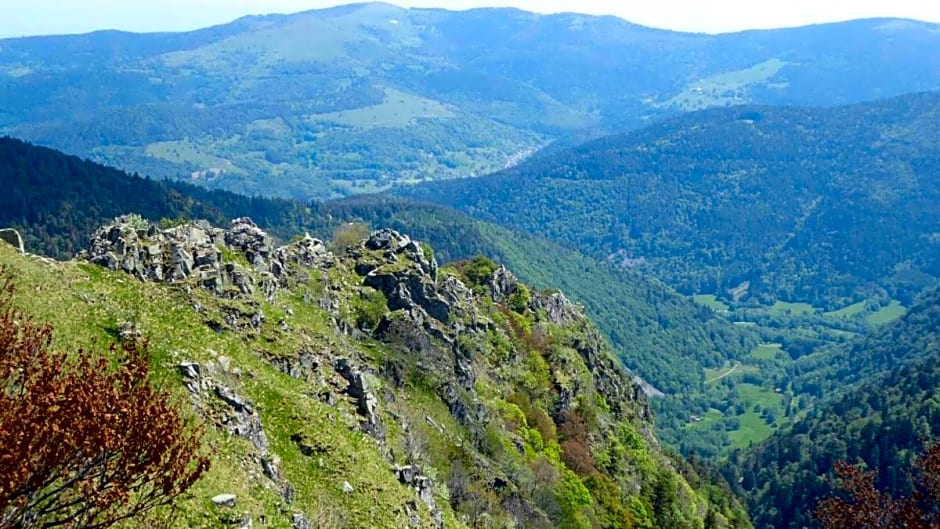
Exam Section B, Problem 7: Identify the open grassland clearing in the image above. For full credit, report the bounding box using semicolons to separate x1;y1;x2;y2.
867;300;906;324
750;343;783;360
692;294;730;312
306;88;454;129
824;301;868;318
770;300;817;316
728;383;786;449
661;58;787;110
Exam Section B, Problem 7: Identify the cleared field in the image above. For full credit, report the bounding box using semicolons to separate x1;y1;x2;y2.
824;301;867;318
693;294;730;311
662;58;787;110
867;300;906;325
704;362;758;383
770;301;817;316
307;88;454;129
728;383;785;448
751;343;782;360
145;140;240;172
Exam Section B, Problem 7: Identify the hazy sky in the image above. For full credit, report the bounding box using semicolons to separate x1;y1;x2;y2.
3;0;940;37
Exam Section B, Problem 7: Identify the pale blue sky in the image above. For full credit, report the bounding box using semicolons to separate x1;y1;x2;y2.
3;0;940;37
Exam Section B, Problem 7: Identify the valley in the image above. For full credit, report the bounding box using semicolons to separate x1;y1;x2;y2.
4;5;940;199
1;3;938;529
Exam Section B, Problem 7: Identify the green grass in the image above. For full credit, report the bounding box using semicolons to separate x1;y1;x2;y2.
145;140;242;173
0;245;451;528
683;408;725;431
770;301;817;316
692;294;729;312
750;343;782;360
704;362;758;383
867;300;906;325
662;58;787;110
824;301;868;318
306;88;454;129
728;383;784;448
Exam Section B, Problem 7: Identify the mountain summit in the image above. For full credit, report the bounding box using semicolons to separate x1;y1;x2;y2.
2;6;940;198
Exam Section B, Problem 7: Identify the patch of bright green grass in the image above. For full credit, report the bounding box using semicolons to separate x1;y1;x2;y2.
824;301;867;318
867;300;905;325
750;343;782;361
662;58;787;110
770;300;816;316
307;88;454;129
692;294;729;312
704;362;758;384
728;383;784;448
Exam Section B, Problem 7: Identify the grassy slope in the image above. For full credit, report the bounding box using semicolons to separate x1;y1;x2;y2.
0;246;447;528
0;228;750;528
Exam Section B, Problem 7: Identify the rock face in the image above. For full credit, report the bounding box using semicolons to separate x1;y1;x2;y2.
81;215;224;285
0;229;24;253
80;215;331;299
74;216;692;529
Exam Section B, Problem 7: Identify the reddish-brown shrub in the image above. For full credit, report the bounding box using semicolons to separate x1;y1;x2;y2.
816;442;940;529
557;410;597;476
0;274;209;529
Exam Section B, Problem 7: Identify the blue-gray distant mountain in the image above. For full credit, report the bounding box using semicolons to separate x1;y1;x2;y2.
2;3;940;198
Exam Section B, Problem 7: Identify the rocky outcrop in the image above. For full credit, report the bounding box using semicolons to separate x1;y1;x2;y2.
76;216;680;528
334;358;383;439
356;230;455;323
271;235;332;280
225;218;274;272
0;228;24;253
532;291;582;327
81;216;332;300
81;215;225;286
396;465;443;529
488;265;518;303
351;230;489;428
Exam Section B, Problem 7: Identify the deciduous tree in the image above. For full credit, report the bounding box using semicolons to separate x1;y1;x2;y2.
816;442;940;529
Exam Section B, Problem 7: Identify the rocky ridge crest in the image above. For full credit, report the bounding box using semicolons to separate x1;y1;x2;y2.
75;215;738;529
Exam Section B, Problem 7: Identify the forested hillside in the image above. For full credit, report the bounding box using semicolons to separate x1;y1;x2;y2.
0;215;755;528
724;288;940;529
403;91;940;309
0;137;756;449
0;137;314;256
2;4;940;198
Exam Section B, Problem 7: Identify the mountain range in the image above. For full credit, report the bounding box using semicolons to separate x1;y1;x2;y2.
3;3;940;198
2;4;939;527
402;91;940;309
0;136;758;451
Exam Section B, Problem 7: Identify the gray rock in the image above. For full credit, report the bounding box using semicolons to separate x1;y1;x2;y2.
0;229;24;253
214;384;270;452
532;291;582;326
342;480;354;494
117;321;141;342
334;358;383;438
225;218;273;272
271;235;329;278
397;465;422;486
396;465;441;526
291;513;312;529
178;362;201;379
262;456;280;481
211;493;237;507
215;384;251;413
489;266;518;302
